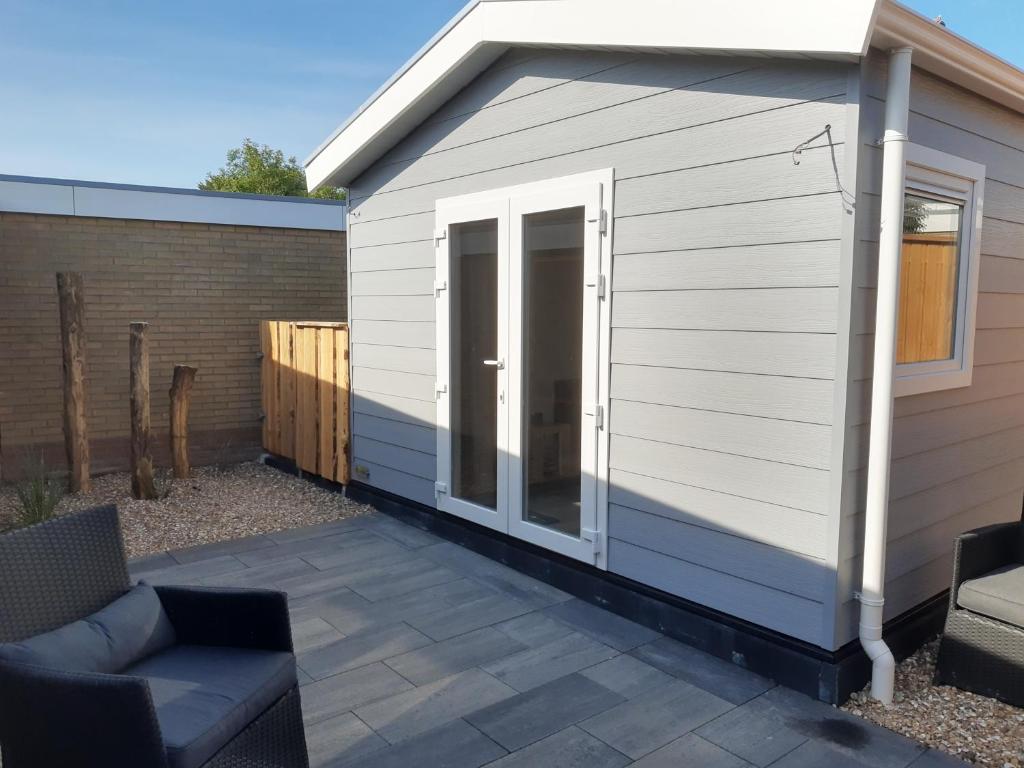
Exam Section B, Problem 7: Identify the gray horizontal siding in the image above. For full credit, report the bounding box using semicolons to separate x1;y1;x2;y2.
834;52;1024;645
609;469;828;558
609;505;826;600
611;329;837;379
609;539;824;643
348;48;851;647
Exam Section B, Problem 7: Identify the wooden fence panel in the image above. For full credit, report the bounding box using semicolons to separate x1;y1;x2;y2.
260;321;350;483
897;232;958;364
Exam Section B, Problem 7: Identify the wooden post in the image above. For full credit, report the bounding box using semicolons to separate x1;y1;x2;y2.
169;365;197;479
56;272;92;492
129;322;156;499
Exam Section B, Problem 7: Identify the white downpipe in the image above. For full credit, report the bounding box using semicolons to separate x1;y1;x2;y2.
859;47;913;706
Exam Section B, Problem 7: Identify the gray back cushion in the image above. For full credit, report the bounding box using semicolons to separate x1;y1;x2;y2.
0;583;176;673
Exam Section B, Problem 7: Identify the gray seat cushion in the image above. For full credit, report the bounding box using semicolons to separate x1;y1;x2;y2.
957;563;1024;627
124;644;297;768
0;583;175;673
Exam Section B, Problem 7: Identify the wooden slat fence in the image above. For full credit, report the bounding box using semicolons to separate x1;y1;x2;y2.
897;231;958;364
260;321;350;484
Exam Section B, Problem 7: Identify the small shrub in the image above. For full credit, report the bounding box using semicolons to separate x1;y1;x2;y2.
14;455;64;529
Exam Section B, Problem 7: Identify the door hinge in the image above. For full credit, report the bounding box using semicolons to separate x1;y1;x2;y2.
586;274;606;299
581;527;602;557
584;404;605;429
434;279;448;296
435;228;447;245
435;382;448;398
434;481;448;496
599;209;608;235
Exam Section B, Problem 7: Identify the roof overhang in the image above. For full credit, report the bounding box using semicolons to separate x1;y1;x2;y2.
306;0;1024;190
873;1;1024;117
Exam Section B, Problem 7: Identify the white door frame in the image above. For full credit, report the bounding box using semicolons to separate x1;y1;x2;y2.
434;196;510;532
434;169;614;568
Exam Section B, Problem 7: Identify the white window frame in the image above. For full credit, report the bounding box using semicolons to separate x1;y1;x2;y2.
895;144;985;398
434;169;614;569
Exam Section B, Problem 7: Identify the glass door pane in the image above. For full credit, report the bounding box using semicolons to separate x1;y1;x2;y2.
521;207;585;536
450;219;499;509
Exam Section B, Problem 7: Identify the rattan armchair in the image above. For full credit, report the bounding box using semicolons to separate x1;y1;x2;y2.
933;520;1024;706
0;505;310;768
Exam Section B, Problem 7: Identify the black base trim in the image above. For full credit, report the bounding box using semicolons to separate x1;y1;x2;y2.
264;455;945;705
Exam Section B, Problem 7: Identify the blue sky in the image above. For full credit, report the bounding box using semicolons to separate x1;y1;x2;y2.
0;0;1020;189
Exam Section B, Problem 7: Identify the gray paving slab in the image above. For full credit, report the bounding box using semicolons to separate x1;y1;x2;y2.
579;679;733;760
277;549;414;601
169;534;278;564
543;598;661;651
695;704;808;767
129;551;178;573
265;516;378;544
383;626;527;686
481;726;630;768
300;663;414;726
345;559;462;601
908;750;972;767
298;622;434;680
419;542;573;608
291;616;346;655
300;537;412;572
466;673;624;751
303;579;494;636
305;712;386;768
236;529;383;568
354;668;517;744
751;686;926;768
334;719;506;768
289;586;373;627
134;553;246;584
630;732;755;767
768;739;875;768
493;611;577;647
482;631;618;692
406;593;534;641
363;517;443;549
202;556;317;588
631;636;775;705
580;654;674;700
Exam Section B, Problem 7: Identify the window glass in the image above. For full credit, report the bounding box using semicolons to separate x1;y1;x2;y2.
897;192;965;365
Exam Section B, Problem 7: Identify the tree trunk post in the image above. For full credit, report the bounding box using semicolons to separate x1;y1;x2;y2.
169;365;197;479
129;322;156;499
56;272;92;492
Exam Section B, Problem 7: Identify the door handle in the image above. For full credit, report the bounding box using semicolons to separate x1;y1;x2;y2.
483;359;505;369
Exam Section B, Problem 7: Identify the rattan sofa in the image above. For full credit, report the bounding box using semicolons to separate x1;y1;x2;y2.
0;504;310;768
933;520;1024;706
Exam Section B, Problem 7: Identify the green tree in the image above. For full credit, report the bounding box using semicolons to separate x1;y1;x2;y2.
200;139;345;200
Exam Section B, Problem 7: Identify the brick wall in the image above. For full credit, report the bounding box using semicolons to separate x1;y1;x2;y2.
0;212;346;480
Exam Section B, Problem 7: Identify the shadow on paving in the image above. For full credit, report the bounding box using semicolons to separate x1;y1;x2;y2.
132;513;966;768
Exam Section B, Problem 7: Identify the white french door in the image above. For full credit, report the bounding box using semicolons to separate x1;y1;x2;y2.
435;170;613;567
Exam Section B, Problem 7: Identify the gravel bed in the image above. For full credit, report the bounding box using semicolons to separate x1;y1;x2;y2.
843;640;1024;767
0;462;374;559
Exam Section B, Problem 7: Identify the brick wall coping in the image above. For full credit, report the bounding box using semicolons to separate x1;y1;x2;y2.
0;174;346;231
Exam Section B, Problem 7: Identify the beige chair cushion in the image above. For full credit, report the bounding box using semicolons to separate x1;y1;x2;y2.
958;564;1024;627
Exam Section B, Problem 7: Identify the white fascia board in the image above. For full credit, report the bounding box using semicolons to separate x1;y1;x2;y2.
73;186;345;231
873;0;1024;117
480;0;877;56
0;177;345;231
305;0;880;190
0;178;75;215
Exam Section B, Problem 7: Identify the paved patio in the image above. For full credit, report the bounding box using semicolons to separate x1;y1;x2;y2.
131;509;963;768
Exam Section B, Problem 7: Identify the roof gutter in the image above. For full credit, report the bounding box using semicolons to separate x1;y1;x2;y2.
874;1;1024;116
